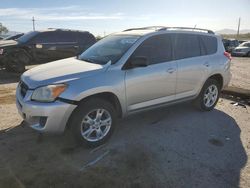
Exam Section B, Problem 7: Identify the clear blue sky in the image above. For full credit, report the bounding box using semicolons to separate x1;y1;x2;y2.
0;0;249;36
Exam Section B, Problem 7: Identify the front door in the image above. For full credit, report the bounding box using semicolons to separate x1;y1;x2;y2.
125;34;177;112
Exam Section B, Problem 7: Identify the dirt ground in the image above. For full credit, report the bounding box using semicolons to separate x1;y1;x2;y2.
226;57;250;96
0;57;249;188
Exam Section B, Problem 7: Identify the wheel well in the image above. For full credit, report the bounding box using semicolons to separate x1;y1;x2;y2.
65;92;123;130
79;92;122;118
208;74;223;89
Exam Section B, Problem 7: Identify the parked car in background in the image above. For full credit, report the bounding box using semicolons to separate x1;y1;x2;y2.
232;41;250;57
16;26;231;147
3;33;24;41
0;36;3;40
0;29;96;72
239;40;247;44
222;39;239;52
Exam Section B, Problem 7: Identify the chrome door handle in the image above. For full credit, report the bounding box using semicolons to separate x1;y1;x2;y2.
166;68;175;73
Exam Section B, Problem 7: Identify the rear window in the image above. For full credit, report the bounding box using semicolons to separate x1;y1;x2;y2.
200;35;217;55
174;34;200;60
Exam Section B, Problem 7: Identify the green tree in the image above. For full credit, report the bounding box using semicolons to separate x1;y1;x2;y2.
96;35;103;41
0;23;8;34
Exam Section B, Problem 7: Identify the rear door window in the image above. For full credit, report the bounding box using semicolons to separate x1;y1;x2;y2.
31;32;58;43
56;31;77;43
200;35;217;55
31;31;77;43
131;34;173;65
174;33;201;60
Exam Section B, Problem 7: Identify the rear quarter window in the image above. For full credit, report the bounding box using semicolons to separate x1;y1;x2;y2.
200;35;217;55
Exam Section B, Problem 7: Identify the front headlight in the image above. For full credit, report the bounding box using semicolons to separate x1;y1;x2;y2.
31;84;67;102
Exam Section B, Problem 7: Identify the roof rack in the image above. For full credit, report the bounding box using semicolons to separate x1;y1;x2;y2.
46;28;89;33
158;27;214;34
123;26;166;32
123;26;214;34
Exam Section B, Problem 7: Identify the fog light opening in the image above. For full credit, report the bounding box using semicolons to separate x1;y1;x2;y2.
39;117;47;128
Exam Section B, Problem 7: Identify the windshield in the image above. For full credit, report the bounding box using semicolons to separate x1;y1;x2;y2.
239;42;250;47
79;35;140;65
17;31;39;43
3;33;23;41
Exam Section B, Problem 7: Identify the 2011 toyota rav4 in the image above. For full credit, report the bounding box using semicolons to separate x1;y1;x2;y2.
16;26;232;147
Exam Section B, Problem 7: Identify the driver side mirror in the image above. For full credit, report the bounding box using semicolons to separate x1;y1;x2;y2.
129;56;148;68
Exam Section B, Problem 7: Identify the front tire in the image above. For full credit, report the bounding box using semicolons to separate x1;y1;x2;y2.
194;79;220;111
69;98;117;147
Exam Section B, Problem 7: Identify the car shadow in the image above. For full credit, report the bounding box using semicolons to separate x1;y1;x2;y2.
0;102;247;188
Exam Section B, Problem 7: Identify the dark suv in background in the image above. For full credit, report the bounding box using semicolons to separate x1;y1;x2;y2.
222;38;239;53
0;29;96;72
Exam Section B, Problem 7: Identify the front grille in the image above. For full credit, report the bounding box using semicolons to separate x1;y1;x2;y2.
19;81;29;98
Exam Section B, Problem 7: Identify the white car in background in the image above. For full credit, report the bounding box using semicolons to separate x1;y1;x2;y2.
232;41;250;57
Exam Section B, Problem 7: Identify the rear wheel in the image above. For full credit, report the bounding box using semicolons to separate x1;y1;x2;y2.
247;51;250;57
194;79;220;111
69;98;117;147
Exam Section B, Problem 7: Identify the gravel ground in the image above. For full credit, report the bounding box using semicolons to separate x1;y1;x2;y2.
225;57;250;96
0;57;249;188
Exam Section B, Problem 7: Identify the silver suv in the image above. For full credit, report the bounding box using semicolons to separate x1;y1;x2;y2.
16;26;232;147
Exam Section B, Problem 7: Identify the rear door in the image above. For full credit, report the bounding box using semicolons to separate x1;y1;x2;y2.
173;33;209;99
125;34;177;111
52;31;78;59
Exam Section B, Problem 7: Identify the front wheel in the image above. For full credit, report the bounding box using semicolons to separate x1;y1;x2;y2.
69;98;117;147
194;79;220;111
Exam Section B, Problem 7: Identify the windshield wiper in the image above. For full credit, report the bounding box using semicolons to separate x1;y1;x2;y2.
80;57;95;63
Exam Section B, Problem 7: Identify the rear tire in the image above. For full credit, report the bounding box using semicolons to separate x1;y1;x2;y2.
247;51;250;57
194;79;221;111
69;98;117;147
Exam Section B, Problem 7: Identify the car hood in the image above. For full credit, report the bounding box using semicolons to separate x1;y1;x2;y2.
21;57;107;89
0;40;18;47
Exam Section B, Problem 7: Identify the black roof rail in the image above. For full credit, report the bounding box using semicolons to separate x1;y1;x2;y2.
157;27;214;34
123;26;214;34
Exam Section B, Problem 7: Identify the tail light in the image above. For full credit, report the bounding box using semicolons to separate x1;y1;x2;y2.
224;51;232;60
